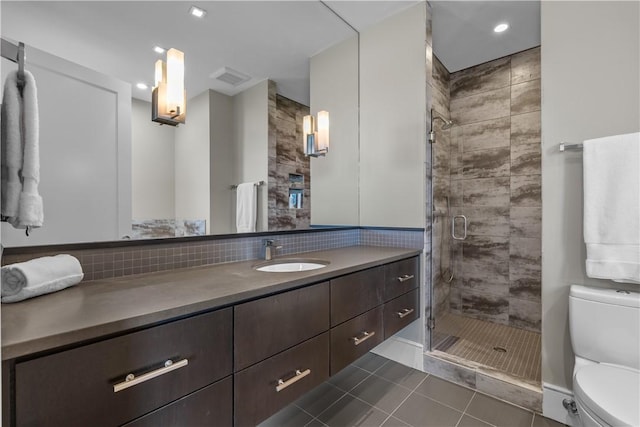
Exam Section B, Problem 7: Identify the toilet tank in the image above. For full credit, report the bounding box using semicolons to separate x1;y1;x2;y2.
569;285;640;370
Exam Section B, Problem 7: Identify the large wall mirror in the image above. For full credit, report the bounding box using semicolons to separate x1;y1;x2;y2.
0;1;360;247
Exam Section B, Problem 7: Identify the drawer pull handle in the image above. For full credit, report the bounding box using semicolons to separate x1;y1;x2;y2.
397;274;415;282
276;368;311;392
397;308;414;319
351;331;376;346
113;358;189;393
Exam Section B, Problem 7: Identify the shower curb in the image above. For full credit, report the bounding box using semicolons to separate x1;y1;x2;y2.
423;351;542;412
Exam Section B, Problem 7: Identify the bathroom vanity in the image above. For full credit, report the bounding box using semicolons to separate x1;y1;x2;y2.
1;246;420;427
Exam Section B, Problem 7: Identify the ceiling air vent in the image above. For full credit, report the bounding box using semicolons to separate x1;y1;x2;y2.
210;67;251;87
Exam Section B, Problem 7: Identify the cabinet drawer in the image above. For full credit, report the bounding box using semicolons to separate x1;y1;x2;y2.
330;306;383;375
234;332;330;427
331;267;384;326
123;376;232;427
383;289;420;339
15;308;232;427
384;257;419;301
235;282;330;371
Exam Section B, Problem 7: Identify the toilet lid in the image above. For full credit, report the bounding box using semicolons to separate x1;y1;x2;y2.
574;364;640;426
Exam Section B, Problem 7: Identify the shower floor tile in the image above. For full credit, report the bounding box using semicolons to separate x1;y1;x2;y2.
433;312;541;384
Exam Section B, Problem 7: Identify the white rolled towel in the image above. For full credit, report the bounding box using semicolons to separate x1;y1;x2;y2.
1;254;84;303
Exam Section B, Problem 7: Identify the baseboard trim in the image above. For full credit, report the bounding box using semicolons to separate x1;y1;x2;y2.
371;337;424;370
543;382;579;426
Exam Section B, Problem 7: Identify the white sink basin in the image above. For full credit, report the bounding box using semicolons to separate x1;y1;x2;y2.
254;258;329;272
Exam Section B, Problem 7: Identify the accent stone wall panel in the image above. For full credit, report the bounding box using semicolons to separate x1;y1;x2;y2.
268;93;311;231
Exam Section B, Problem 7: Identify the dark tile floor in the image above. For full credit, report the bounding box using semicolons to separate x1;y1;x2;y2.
259;353;564;427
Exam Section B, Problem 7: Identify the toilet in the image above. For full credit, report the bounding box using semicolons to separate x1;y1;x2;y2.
569;285;640;427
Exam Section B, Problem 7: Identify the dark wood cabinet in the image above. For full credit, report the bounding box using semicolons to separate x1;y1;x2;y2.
234;333;330;427
330;266;384;326
6;254;420;427
384;256;419;301
330;306;383;375
233;256;418;425
235;282;330;371
14;308;232;427
123;377;233;427
383;288;420;339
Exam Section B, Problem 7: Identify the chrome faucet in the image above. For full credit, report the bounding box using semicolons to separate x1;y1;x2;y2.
263;239;283;261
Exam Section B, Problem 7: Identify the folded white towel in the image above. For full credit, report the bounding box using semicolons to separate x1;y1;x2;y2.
236;182;257;233
1;69;43;229
583;132;640;284
1;254;83;303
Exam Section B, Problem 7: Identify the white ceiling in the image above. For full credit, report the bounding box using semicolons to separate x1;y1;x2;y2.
1;1;541;105
324;1;418;31
431;1;541;72
1;1;361;105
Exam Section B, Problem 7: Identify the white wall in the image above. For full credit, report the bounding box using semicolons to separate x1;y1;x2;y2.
359;2;427;228
355;2;427;358
131;99;175;220
209;91;235;235
131;85;270;235
232;80;269;232
0;46;131;246
310;35;360;226
541;0;640;397
174;90;211;232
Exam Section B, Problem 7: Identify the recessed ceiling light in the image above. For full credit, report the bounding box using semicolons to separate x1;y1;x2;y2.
153;46;166;54
494;23;509;33
136;83;148;90
189;5;207;18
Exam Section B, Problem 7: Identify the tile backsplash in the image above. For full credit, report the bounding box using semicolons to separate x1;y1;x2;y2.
360;228;424;249
2;228;423;282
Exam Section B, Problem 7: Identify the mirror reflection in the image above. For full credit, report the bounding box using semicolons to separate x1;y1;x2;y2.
0;1;359;246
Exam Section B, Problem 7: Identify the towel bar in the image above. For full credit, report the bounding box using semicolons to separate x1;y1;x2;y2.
230;180;265;190
559;142;583;152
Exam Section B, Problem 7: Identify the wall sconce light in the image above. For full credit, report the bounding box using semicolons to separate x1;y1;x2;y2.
303;111;329;157
152;48;186;126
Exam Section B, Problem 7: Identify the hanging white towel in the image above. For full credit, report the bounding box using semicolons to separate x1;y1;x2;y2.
1;70;23;219
1;69;43;229
583;132;640;284
236;182;257;233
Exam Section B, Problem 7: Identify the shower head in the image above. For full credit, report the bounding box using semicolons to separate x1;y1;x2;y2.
428;111;455;144
441;119;454;130
432;114;454;130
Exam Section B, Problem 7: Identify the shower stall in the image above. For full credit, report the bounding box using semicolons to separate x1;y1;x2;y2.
427;48;543;389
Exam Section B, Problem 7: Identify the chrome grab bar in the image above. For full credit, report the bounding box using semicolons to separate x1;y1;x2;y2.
397;274;415;283
451;215;467;241
352;331;375;346
397;308;414;319
276;369;311;392
113;359;188;393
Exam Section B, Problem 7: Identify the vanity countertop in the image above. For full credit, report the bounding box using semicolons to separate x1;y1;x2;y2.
1;245;420;360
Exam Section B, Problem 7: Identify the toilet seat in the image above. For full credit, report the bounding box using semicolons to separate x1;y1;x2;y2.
574;364;640;427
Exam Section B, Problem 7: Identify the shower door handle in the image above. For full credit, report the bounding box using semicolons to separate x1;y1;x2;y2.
451;215;467;241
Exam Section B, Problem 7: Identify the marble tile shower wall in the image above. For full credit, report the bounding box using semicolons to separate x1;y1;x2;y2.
268;88;311;231
448;47;541;332
1;229;425;282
